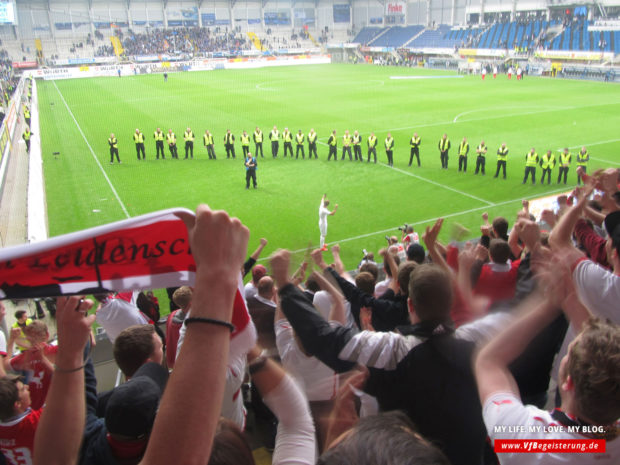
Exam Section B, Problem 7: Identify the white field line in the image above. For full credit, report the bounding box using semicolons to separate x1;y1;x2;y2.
556;139;620;166
384;163;494;206
314;101;620;145
53;81;130;218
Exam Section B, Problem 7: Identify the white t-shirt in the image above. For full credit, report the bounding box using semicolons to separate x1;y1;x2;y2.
243;281;258;300
403;232;420;245
483;392;619;464
275;319;339;402
96;297;149;343
0;330;6;357
318;202;330;226
176;318;247;429
374;277;392;297
552;259;620;381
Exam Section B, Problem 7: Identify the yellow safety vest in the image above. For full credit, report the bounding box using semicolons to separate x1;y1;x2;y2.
241;134;250;146
283;131;292;143
109;137;118;148
308;132;317;143
328;135;337;146
458;142;469;156
343;135;352;147
133;132;145;143
166;133;176;145
541;154;555;169
225;133;234;144
560;152;571;166
154;131;164;141
353;135;361;145
23;130;30;141
368;136;377;147
203;134;213;145
497;146;508;161
577;151;588;166
296;133;304;144
439;138;450;151
184;131;195;142
254;130;263;143
270;130;279;141
385;137;394;149
525;152;538;167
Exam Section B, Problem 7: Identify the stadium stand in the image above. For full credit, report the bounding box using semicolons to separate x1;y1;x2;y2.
352;27;384;45
367;25;424;48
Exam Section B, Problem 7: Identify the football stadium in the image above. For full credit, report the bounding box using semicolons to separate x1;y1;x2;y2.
0;0;619;464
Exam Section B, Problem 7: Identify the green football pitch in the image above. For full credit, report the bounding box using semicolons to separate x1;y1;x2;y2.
37;63;620;281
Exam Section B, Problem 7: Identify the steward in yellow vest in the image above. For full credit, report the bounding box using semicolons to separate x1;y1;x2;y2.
184;127;195;159
522;148;538;184
295;130;305;159
253;127;264;158
154;128;165;159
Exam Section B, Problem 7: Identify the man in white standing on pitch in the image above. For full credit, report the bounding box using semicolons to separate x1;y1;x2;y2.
318;194;338;251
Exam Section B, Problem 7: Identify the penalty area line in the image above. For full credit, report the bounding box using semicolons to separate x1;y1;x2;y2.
384;163;495;206
53;81;130;219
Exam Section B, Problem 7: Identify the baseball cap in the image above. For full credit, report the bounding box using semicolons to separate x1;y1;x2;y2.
252;264;267;283
105;362;168;438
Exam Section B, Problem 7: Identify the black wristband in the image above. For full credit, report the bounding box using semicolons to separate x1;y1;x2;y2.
184;317;235;332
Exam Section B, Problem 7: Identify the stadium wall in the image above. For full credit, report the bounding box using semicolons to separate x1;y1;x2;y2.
9;0;490;41
26;54;331;80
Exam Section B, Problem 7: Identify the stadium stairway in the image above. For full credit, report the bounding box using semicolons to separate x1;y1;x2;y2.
402;28;426;48
352;27;383;45
247;32;266;52
367;27;392;46
0;109;29;249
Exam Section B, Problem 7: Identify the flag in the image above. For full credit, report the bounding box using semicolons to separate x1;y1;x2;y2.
0;208;255;346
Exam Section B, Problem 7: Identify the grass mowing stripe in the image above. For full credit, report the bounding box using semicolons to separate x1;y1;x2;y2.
38;65;620;272
53;81;130;219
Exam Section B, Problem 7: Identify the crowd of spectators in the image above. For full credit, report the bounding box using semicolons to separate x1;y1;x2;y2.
0;167;619;465
95;27;253;57
0;57;17;124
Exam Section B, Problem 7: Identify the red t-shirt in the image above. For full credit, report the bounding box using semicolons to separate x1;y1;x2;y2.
473;260;521;307
165;310;183;369
0;408;42;465
10;344;58;410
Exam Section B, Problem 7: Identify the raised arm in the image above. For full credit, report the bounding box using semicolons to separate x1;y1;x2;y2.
242;237;268;276
423;218;452;275
330;244;350;279
247;346;315;464
141;205;249;465
475;292;561;404
272;249;356;373
310;270;347;325
33;296;96;465
379;248;399;293
548;186;592;260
